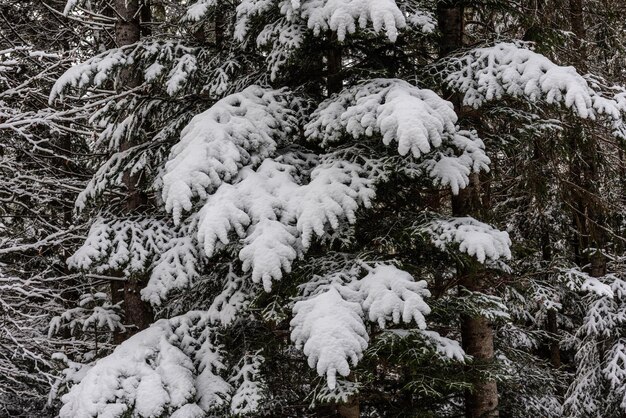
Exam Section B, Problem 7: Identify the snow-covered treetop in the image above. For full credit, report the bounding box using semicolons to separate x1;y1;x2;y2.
426;217;512;263
59;312;231;418
445;42;626;121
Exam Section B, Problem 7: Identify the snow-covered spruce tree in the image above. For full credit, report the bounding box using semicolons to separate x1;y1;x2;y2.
50;1;626;417
51;0;505;416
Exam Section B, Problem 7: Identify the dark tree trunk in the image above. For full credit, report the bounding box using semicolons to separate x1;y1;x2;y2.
569;0;586;69
458;264;499;418
112;0;154;341
327;32;343;95
438;2;499;416
546;309;561;368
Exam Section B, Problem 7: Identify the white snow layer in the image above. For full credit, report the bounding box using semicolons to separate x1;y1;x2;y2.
291;264;447;389
446;42;626;121
427;217;512;263
59;312;230;418
306;79;490;194
235;0;408;42
161;85;298;224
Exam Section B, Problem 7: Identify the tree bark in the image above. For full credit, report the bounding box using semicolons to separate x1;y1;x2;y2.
327;32;343;95
568;0;606;277
546;309;561;368
438;2;499;416
112;0;154;340
569;0;586;70
336;396;360;418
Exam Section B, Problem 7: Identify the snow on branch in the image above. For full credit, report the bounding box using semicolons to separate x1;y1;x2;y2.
603;340;626;410
49;41;200;102
307;79;457;157
48;293;124;338
290;286;368;390
283;0;406;42
236;0;406;43
445;42;626;120
142;235;203;306
67;217;172;276
256;18;307;81
229;352;265;415
207;266;253;326
59;312;231;418
69;217;205;306
562;267;620;299
306;79;490;194
161;86;298;224
290;263;442;388
352;264;431;329
184;0;218;21
426;217;512;263
195;154;374;292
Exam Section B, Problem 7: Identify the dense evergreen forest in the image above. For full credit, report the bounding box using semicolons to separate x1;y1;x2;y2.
3;0;626;416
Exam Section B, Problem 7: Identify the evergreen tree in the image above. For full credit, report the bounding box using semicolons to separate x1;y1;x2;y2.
1;0;626;416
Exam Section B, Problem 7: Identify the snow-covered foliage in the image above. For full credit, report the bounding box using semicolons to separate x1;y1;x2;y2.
445;42;626;120
229;352;265;415
235;0;406;43
354;264;431;328
40;0;626;416
291;286;368;389
68;218;172;275
58;312;231;418
159;86;384;292
406;7;436;33
161;86;298;224
144;235;203;306
191;155;375;292
306;79;490;193
307;79;457;156
426;217;512;263
0;265;60;415
67;217;203;306
563;271;626;416
184;0;218;22
291;263;435;388
50;42;202;102
206;266;253;327
48;292;124;337
282;0;406;42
